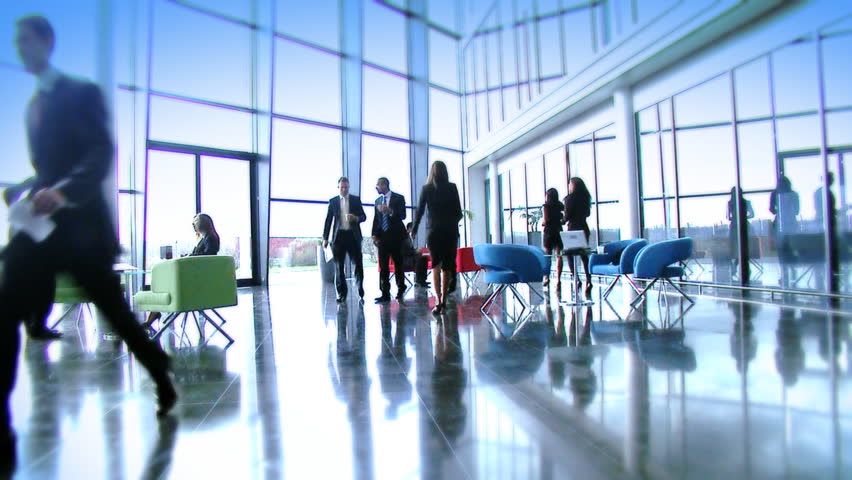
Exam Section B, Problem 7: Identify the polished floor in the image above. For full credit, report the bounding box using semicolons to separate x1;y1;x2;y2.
7;270;852;479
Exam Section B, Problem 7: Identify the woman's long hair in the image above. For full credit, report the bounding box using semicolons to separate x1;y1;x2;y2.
194;213;219;240
569;177;591;204
427;160;450;186
776;175;792;192
545;188;561;206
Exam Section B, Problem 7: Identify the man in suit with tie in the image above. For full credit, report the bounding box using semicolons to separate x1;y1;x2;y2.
372;177;407;303
0;16;178;471
323;177;367;303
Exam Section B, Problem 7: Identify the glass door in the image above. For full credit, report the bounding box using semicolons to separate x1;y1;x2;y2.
144;148;256;283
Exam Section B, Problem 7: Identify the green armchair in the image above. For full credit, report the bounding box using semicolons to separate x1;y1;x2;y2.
134;256;238;345
50;273;94;329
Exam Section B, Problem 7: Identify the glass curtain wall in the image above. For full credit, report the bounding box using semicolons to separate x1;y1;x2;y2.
499;124;618;248
87;0;464;284
637;24;852;294
461;0;676;149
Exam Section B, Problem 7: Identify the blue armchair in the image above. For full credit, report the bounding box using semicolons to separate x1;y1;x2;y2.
631;238;695;307
589;239;648;299
473;244;550;315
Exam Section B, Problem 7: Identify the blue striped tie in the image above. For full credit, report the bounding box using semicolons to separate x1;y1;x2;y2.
381;197;390;231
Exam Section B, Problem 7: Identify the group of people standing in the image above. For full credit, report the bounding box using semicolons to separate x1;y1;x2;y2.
541;177;595;299
322;161;463;315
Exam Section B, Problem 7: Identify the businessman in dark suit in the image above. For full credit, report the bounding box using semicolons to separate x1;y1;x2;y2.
323;176;366;303
372;177;407;303
0;16;178;471
3;177;62;340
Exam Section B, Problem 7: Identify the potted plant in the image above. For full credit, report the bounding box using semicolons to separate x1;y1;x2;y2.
521;207;543;247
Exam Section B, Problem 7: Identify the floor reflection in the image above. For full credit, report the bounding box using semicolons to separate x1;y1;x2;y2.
7;274;851;479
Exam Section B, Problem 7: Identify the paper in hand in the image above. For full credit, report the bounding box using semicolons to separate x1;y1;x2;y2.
324;243;334;263
8;199;55;243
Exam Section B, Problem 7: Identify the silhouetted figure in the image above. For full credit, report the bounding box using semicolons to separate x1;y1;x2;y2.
769;176;799;288
563;177;593;299
814;173;838;292
727;186;754;281
542;188;564;292
1;16;177;472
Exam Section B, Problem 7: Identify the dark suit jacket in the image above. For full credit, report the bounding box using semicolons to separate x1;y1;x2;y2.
412;183;462;235
323;195;367;244
27;75;117;257
372;192;407;239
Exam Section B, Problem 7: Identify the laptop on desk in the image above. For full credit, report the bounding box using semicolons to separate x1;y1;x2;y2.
560;231;589;251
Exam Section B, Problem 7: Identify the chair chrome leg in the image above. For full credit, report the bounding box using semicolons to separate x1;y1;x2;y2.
601;276;620;299
204;309;235;345
508;284;531;314
665;278;695;304
625;275;641;294
630;278;659;308
152;313;179;341
528;283;545;302
480;284;506;315
51;304;79;330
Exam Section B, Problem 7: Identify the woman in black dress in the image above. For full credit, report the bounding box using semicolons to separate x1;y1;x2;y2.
542;188;564;290
412;161;463;315
563;177;593;299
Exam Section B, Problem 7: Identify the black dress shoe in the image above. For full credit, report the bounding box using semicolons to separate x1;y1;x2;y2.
155;375;178;418
27;327;63;341
374;295;391;304
396;290;405;301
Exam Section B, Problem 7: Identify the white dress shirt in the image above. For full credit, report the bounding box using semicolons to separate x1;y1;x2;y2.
339;194;351;230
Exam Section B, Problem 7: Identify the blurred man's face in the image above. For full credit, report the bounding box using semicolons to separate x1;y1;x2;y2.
15;24;52;74
339;181;350;197
376;180;388;195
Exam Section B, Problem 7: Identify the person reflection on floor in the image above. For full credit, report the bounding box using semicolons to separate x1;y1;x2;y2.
330;304;374;480
377;304;412;420
730;302;758;374
567;307;596;411
431;311;468;448
546;305;567;389
774;309;804;387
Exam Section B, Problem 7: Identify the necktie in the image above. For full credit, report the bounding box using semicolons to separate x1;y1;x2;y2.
381;196;390;231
